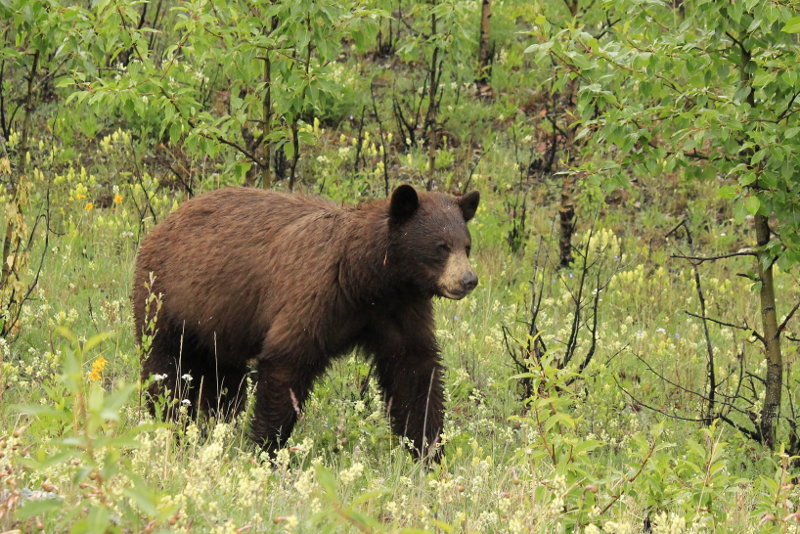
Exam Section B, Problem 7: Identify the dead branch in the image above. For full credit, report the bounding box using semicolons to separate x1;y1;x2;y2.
615;378;707;423
671;251;756;264
778;300;800;335
683;311;764;343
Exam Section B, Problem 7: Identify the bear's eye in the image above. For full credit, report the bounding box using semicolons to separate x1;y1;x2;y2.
437;243;451;256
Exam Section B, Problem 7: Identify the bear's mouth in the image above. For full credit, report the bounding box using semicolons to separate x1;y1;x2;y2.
437;286;471;300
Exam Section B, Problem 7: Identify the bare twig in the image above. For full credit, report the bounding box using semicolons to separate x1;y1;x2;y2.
562;228;594;366
672;220;717;423
3;181;52;340
596;429;660;516
352;105;367;175
684;311;763;343
778;300;800;335
370;79;391;196
717;414;762;442
461;147;488;195
671;251;756;263
615;378;707;423
627;351;756;421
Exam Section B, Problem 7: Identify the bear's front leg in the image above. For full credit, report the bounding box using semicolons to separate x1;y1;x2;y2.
251;360;317;455
374;348;445;462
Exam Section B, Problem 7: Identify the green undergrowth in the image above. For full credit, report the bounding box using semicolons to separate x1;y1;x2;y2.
1;0;799;529
1;131;798;533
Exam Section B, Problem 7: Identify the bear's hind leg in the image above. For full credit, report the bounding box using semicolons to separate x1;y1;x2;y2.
141;345;181;419
141;323;197;419
141;323;218;420
201;362;251;420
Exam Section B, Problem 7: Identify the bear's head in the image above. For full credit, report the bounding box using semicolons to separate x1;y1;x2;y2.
388;184;480;300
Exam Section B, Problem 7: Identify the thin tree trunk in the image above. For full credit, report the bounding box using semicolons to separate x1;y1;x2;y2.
558;172;575;268
0;58;8;140
556;78;579;269
260;14;279;188
1;51;37;293
425;4;439;190
289;122;299;192
244;54;272;188
681;221;716;424
475;0;493;98
728;15;780;447
261;52;273;188
19;50;38;166
0;52;36;337
244;13;278;188
289;14;313;191
756;213;782;449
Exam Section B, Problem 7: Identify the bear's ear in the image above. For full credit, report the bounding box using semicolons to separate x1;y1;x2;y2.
390;184;419;222
459;190;480;222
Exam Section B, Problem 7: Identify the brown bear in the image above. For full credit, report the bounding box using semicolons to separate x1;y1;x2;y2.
132;184;479;460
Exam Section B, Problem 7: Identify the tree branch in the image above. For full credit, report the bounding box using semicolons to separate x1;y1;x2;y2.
684;311;764;343
615;377;707;422
778;300;800;335
671;251;756;263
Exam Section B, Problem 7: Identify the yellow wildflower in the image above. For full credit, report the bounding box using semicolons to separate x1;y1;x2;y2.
76;193;86;200
88;357;107;381
84;202;94;211
113;193;123;204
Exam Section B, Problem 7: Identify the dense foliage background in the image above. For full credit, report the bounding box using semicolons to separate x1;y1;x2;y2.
1;0;800;531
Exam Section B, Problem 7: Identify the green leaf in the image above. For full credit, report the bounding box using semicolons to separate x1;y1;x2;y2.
782;16;800;33
744;196;760;215
524;41;553;56
739;172;757;186
71;505;111;534
718;185;738;200
351;490;385;506
55;326;79;346
123;485;159;517
785;127;800;139
574;439;604;455
13;404;66;419
87;506;111;532
54;76;74;89
315;465;338;497
430;520;455;532
83;331;114;354
169;122;182;144
344;509;382;530
545;412;576;432
283;140;295;160
14;498;62;520
100;383;137;421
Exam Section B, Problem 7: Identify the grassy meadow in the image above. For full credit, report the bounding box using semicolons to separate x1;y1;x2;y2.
2;0;800;532
1;126;797;533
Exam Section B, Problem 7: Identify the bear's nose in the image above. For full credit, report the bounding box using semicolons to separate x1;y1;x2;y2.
460;272;478;293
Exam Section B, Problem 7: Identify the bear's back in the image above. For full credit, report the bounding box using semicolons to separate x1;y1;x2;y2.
133;187;350;359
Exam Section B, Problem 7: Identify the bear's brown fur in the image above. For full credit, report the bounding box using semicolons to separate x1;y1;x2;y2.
132;184;479;460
